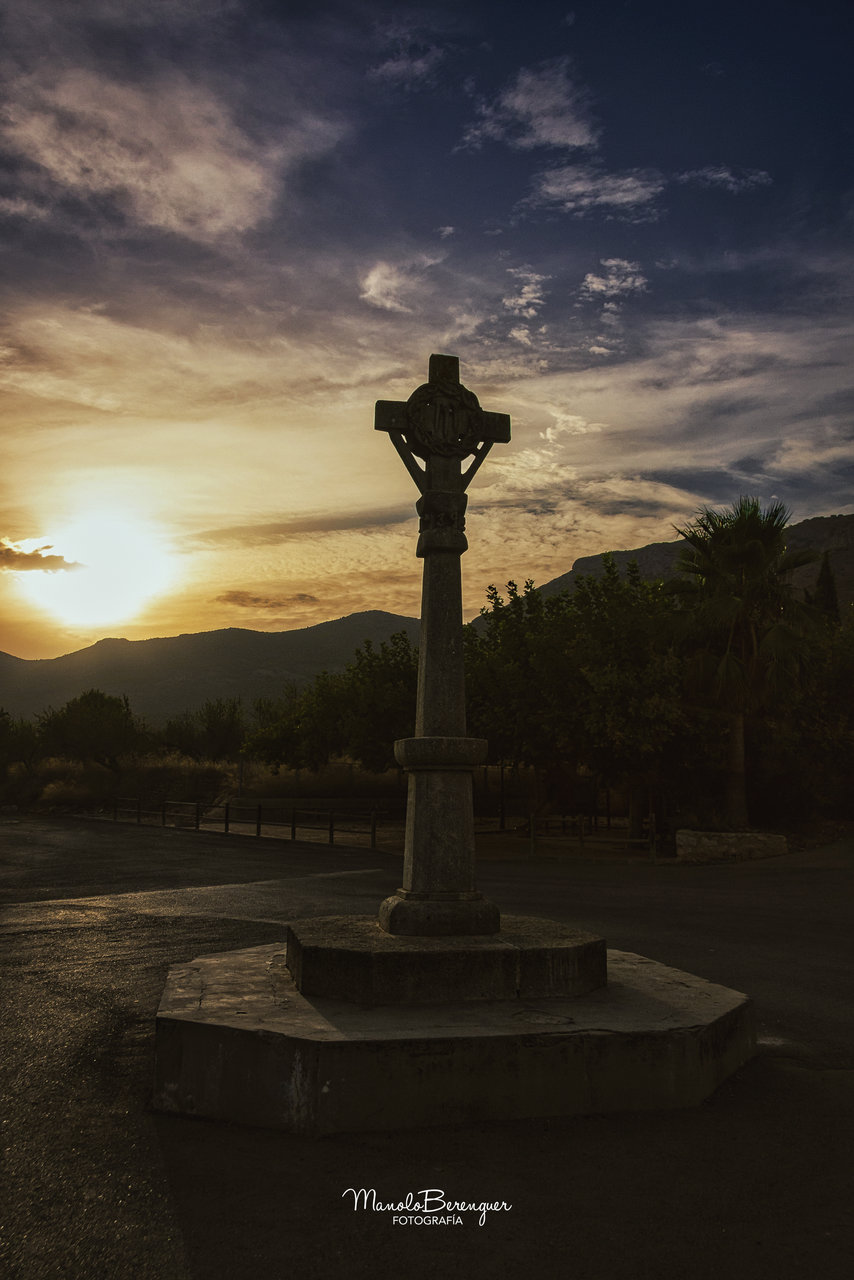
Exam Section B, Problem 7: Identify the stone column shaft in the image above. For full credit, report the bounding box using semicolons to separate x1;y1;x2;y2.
379;490;497;935
375;356;508;937
415;522;466;737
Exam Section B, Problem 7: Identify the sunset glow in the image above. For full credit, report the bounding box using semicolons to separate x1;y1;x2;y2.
15;511;176;629
0;1;851;660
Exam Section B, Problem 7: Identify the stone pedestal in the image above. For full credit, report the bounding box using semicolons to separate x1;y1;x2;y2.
286;915;607;1003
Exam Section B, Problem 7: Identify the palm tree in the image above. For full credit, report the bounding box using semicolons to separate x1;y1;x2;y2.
672;496;817;828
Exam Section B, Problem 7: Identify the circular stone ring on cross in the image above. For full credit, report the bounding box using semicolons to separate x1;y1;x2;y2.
404;379;485;460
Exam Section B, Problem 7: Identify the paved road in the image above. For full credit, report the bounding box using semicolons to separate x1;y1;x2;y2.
1;816;852;1279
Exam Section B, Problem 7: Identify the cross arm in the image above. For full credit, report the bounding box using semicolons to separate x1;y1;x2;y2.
375;401;511;446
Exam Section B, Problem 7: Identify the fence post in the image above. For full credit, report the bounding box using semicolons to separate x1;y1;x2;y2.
370;811;377;849
224;802;230;835
136;799;141;826
498;761;506;831
291;809;297;841
256;804;262;838
195;802;201;831
161;803;167;827
329;811;334;845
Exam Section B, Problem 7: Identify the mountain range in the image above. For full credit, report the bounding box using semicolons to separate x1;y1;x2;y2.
2;514;851;724
0;611;420;725
541;513;854;604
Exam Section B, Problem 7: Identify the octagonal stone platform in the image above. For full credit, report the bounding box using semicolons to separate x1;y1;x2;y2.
153;932;755;1136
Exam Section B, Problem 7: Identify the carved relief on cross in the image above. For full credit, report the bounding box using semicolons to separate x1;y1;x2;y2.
375;354;511;558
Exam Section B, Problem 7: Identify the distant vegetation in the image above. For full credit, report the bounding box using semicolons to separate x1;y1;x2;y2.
2;499;853;833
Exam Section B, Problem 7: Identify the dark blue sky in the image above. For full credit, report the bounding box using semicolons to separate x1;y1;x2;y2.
1;0;852;656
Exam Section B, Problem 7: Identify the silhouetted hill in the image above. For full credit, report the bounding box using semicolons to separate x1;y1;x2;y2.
0;611;419;724
539;513;854;607
3;515;851;725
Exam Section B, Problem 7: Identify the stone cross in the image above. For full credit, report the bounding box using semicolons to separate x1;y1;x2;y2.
375;354;511;935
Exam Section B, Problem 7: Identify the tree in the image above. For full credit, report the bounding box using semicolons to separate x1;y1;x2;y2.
465;580;584;782
246;632;418;773
465;564;685;829
336;632;418;771
197;698;245;761
38;689;140;771
671;496;818;827
808;550;840;624
564;559;687;834
160;698;247;762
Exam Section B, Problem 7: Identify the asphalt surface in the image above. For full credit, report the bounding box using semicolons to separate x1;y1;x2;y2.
1;816;852;1280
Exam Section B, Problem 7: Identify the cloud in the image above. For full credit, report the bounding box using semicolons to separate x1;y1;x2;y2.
359;254;444;312
2;67;341;241
461;58;598;152
367;16;449;90
579;259;648;299
0;196;48;222
676;166;772;193
0;541;82;572
215;590;319;610
360;263;416;313
369;46;445;88
14;0;241;30
502;267;550;318
527;164;665;218
194;508;414;547
540;411;604;440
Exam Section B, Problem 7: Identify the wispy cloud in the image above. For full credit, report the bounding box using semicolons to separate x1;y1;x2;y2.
193;508;414;548
461;58;598;152
0;540;82;572
360;263;417;313
579;258;648;299
466;59;771;230
214;589;319;610
369;46;445;88
502;267;550;318
676;166;772;193
2;67;341;242
509;326;534;346
527;164;665;218
0;196;49;222
368;16;450;90
360;253;444;312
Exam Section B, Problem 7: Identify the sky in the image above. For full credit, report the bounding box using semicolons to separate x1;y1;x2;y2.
1;0;852;660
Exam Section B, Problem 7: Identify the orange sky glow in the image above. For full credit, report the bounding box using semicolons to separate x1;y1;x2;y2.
2;2;852;661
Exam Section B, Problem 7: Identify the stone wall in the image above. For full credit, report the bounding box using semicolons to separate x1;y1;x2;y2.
675;830;788;864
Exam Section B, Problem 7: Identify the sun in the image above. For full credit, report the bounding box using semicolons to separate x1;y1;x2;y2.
15;509;177;629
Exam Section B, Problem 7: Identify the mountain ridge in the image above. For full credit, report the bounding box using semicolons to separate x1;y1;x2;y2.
539;512;854;604
3;514;851;724
0;610;420;724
